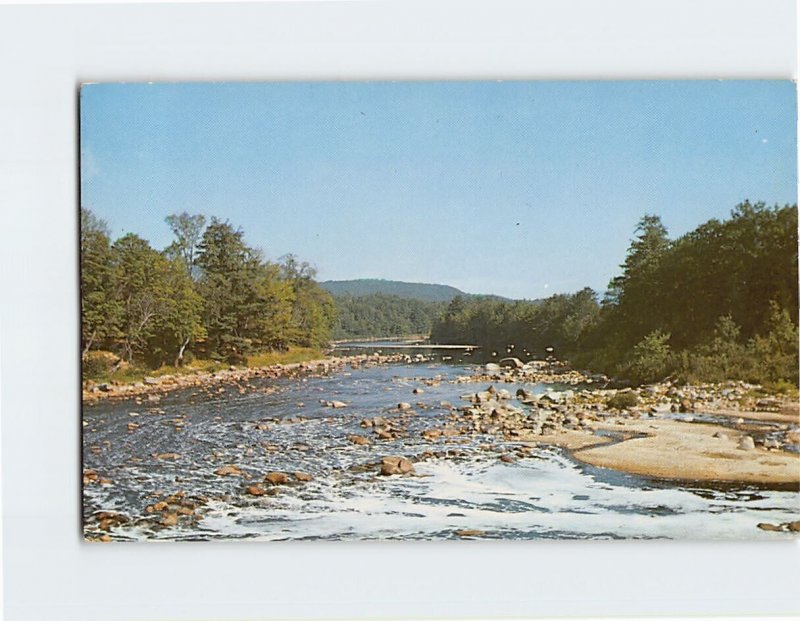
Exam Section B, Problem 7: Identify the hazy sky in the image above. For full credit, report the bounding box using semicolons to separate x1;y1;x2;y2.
80;81;797;299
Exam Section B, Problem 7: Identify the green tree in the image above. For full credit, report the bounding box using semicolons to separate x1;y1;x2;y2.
748;301;799;384
165;212;206;279
148;257;205;366
623;330;672;384
280;254;337;347
111;234;175;362
195;218;263;357
80;208;120;356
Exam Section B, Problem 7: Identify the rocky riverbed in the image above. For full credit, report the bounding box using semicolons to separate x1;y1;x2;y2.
82;353;800;541
82;352;424;403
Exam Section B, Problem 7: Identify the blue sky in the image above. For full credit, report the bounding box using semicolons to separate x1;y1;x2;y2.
80;81;797;300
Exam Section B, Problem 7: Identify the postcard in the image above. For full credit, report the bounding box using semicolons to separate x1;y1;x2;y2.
80;81;799;541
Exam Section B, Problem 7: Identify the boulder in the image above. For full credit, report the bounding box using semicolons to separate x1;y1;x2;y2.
214;465;243;476
246;485;266;496
485;363;501;372
757;522;783;532
397;402;412;410
380;456;415;476
347;434;370;446
499;357;524;369
294;472;313;482
264;471;289;485
737;435;756;451
329;400;347;408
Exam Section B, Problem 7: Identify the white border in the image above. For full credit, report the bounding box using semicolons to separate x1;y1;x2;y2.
0;2;798;621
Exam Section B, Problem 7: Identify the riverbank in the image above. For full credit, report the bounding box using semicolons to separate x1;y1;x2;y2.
83;351;799;488
82;350;429;403
452;363;799;486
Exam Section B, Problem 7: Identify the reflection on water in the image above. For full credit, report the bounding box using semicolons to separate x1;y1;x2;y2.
82;351;799;541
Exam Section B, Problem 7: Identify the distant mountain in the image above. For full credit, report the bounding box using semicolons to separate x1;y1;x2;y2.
321;279;470;303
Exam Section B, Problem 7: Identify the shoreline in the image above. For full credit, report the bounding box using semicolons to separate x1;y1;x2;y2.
83;352;800;489
82;351;418;404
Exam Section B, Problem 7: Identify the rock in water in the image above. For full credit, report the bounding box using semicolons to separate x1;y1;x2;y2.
214;465;243;476
347;434;370;446
380;456;415;476
499;357;524;369
485;363;501;372
246;485;266;496
329;400;347;409
757;522;783;532
264;472;289;485
293;472;313;482
738;435;756;451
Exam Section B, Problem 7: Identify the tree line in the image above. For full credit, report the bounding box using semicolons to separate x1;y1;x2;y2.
432;201;799;387
331;294;445;340
81;210;336;375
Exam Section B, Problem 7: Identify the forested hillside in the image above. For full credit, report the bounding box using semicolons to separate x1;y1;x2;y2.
331;294;445;340
321;279;466;302
81;210;336;376
432;201;799;387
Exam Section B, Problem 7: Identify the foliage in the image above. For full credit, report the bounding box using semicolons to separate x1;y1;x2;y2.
429;202;798;387
280;254;337;347
430;289;600;358
164;212;206;278
333;293;445;339
80;209;121;355
82;350;119;378
606;392;639;410
581;202;798;384
621;330;672;384
80;209;335;378
80;201;799;389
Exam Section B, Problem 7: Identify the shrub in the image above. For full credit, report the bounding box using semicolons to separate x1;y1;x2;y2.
227;351;248;366
621;330;672;384
606;391;639;410
82;350;119;379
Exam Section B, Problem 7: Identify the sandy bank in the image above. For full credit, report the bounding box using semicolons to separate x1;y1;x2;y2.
570;419;800;486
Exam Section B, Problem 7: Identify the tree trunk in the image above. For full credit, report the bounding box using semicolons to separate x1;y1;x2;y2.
82;330;97;358
175;336;190;367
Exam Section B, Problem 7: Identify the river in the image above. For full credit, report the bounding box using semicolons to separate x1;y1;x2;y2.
82;346;799;541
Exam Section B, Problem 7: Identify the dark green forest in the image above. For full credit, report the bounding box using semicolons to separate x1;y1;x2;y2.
431;201;799;387
331;294;445;339
81;210;336;376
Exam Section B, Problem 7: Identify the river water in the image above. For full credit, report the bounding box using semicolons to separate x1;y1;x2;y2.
82;348;799;541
